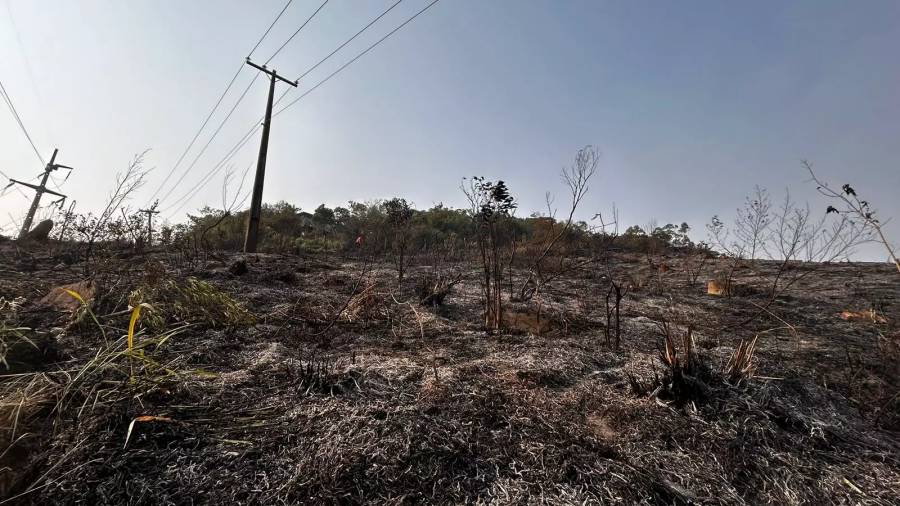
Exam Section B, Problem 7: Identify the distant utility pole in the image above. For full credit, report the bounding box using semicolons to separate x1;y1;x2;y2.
139;201;160;246
9;148;74;238
243;57;297;253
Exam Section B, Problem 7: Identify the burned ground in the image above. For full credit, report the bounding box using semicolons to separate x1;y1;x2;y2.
1;244;898;505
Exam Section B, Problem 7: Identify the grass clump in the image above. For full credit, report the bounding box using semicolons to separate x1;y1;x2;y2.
168;277;256;327
0;297;33;370
131;277;255;330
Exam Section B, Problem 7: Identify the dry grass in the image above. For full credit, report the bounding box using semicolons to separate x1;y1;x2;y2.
0;248;898;504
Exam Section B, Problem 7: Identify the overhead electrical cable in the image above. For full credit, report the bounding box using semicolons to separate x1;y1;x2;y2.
264;0;330;65
275;0;441;117
146;0;296;205
156;72;261;205
164;0;440;217
0;79;45;166
248;0;295;57
162;122;262;216
296;0;404;83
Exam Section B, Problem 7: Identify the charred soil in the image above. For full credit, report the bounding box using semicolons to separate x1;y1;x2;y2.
1;243;898;504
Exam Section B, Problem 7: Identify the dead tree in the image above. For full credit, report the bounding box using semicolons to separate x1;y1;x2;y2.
82;151;150;268
518;145;598;301
198;163;251;253
804;161;899;274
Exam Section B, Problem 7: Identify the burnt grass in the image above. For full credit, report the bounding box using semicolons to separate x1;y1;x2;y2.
1;243;899;505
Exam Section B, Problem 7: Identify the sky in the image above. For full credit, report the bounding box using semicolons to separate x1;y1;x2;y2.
1;0;898;260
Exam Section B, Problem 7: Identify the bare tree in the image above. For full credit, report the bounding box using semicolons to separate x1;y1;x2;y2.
733;185;772;260
518;145;598;301
804;161;899;273
712;185;868;329
82;151;151;266
197;163;252;252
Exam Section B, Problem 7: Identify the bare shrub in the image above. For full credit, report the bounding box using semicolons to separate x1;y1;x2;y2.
734;186;772;261
709;186;868;327
652;319;710;405
517;145;597;301
604;280;628;349
65;151;151;270
803;161;899;274
197;164;251;254
723;335;759;384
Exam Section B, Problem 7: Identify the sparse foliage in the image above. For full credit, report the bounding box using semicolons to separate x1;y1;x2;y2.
804;161;899;274
462;176;517;332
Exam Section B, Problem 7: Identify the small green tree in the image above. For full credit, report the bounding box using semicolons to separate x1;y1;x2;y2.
383;198;414;288
462;177;517;332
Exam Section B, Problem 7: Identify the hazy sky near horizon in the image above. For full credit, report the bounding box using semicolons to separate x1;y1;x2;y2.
1;0;898;260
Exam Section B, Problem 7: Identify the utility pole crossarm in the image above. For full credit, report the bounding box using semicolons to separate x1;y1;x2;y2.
245;58;299;87
7;179;67;199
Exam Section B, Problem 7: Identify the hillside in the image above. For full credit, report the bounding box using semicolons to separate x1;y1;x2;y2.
1;241;898;504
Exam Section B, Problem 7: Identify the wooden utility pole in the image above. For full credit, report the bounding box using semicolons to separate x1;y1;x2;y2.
139;201;160;246
9;148;74;238
243;57;297;253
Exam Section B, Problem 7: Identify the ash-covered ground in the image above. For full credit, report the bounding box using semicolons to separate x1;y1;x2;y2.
1;244;898;504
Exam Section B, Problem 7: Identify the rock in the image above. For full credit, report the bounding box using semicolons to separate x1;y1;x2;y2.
40;280;97;312
228;258;249;276
20;220;53;242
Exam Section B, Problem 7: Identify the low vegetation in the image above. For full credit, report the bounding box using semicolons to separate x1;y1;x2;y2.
0;151;897;504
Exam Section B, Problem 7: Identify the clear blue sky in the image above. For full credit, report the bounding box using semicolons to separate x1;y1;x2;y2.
1;1;898;260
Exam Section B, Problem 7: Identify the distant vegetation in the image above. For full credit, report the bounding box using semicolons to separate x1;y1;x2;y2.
163;200;700;258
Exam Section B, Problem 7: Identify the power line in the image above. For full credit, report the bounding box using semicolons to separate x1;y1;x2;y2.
296;0;404;83
0;79;45;166
275;0;441;117
162;122;262;217
147;0;295;206
248;0;295;57
5;0;54;146
263;0;405;111
163;130;257;218
265;0;330;65
163;0;440;219
156;72;261;205
145;62;244;204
